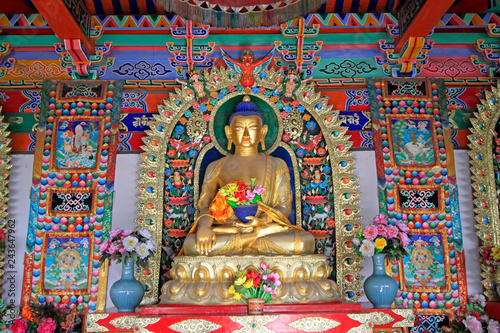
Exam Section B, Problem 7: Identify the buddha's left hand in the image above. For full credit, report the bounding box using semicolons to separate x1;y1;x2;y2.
236;215;271;228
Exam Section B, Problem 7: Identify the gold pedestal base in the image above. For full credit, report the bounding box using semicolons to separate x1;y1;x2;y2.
160;255;340;304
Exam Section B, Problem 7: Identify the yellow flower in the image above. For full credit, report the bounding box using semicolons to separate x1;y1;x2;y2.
235;276;247;286
374;237;387;250
228;285;235;294
244;279;253;289
234;292;242;300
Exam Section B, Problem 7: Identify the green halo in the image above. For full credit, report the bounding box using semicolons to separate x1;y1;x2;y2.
213;95;279;154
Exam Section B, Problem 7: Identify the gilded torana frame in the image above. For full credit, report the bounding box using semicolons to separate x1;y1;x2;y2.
135;67;363;303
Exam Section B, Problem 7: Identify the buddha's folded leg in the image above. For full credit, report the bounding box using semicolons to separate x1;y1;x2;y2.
183;233;244;256
253;229;315;255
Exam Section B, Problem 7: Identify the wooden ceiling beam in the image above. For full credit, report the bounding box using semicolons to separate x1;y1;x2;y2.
31;0;94;53
394;0;455;52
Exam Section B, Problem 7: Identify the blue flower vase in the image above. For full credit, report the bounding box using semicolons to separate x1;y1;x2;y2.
364;253;398;309
110;259;144;312
232;204;259;223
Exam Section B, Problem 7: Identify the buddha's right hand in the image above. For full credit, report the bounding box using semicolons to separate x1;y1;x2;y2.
196;225;216;255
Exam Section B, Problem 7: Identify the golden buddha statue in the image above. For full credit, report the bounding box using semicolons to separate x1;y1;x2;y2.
160;96;338;304
181;96;315;256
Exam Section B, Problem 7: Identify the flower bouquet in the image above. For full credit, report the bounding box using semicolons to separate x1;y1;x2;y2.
210;179;265;223
353;213;412;261
228;261;280;304
99;228;156;312
99;228;156;268
448;294;500;333
10;303;81;333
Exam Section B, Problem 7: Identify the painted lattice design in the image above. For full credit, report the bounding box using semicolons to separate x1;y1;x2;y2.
136;67;362;303
21;80;123;312
368;78;467;310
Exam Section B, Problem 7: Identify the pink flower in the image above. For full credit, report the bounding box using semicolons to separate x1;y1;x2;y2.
261;261;268;271
253;185;265;195
121;230;133;237
263;284;277;295
118;248;126;253
280;111;288;119
110;228;121;238
203;113;210;121
373;214;387;224
38;318;57;333
396;222;410;233
99;239;111;253
10;318;27;333
108;244;119;254
386;225;398;239
464;315;483;333
363;225;378;241
399;232;410;248
246;190;256;200
266;272;281;287
375;224;387;238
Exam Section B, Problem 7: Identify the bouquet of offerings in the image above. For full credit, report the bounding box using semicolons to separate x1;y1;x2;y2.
99;228;156;268
210;179;265;222
228;261;280;304
10;303;81;333
352;214;412;261
447;294;500;333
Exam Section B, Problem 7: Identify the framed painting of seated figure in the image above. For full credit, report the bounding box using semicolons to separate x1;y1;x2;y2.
135;67;362;304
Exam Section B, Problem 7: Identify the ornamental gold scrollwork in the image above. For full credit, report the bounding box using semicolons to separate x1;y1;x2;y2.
288;317;341;332
169;319;222;333
283;107;303;140
391;309;415;327
186;109;206;139
468;82;500;300
347;312;395;333
85;314;110;332
136;67;363;303
229;315;279;333
109;316;161;333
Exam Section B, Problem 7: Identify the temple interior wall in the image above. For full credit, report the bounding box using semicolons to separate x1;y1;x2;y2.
7;149;481;309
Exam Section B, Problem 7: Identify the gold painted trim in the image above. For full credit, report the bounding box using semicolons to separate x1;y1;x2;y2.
0;110;11;295
468;82;500;300
85;313;110;332
135;67;362;303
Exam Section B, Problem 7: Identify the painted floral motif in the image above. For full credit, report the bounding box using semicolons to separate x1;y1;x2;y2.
113;61;171;80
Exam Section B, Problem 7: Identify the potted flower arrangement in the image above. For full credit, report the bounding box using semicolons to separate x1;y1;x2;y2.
479;245;500;296
228;261;280;315
352;213;412;308
210;179;265;223
447;293;500;333
99;228;156;312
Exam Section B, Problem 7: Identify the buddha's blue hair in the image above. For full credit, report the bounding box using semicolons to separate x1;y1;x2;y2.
229;100;264;125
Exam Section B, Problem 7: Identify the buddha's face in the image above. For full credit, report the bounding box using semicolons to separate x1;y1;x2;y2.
225;115;268;150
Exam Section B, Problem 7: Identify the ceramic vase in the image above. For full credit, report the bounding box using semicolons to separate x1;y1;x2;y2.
364;253;398;309
110;259;144;312
247;298;265;315
233;204;259;223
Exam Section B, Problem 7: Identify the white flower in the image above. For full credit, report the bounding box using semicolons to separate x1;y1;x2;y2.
136;243;150;259
123;236;139;251
470;293;486;307
488;319;500;333
359;240;375;257
353;238;360;246
138;228;152;239
146;239;156;251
